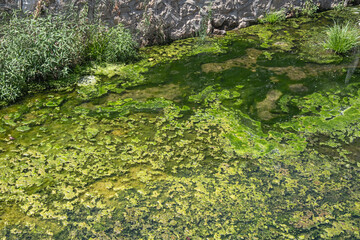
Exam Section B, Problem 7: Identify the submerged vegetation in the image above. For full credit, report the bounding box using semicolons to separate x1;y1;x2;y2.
323;22;360;54
0;4;360;240
0;11;137;103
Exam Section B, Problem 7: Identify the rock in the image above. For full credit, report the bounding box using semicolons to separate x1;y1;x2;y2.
213;29;226;35
238;21;249;29
212;15;226;28
24;0;345;45
78;76;97;87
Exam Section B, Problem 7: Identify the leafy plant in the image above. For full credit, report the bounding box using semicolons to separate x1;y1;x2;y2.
0;13;85;101
0;11;138;102
259;11;286;24
98;25;137;63
333;0;346;12
323;22;360;54
197;1;213;43
302;0;319;16
85;24;137;63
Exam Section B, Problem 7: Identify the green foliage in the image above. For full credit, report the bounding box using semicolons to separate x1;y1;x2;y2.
333;0;346;13
0;12;138;102
197;1;213;43
0;13;84;101
85;24;138;63
2;9;360;239
302;0;319;16
259;11;286;24
323;22;360;54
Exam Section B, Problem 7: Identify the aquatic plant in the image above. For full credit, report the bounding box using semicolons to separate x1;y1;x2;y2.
259;11;286;24
323;23;360;54
302;0;319;16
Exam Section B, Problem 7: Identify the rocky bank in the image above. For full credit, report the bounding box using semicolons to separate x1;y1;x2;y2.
1;0;357;45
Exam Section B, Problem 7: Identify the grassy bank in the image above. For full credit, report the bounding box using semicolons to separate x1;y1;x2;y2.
0;11;138;103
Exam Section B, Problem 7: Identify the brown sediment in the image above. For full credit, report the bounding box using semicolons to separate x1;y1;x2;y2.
256;89;282;120
120;83;184;101
201;48;262;73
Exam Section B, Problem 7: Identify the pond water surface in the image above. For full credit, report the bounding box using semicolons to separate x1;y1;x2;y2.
1;7;360;239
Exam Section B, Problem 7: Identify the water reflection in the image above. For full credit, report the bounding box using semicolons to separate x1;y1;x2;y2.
345;47;360;84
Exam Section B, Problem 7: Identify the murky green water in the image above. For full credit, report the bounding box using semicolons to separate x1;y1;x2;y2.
1;8;360;239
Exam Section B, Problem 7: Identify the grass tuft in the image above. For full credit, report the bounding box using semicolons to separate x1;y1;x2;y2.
323;23;360;54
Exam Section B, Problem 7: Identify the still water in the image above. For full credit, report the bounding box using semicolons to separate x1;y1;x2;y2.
0;7;360;239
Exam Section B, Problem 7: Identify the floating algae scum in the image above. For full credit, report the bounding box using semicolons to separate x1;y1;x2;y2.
1;7;360;239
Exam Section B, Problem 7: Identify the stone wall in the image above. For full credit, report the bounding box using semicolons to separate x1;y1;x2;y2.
1;0;351;45
95;0;346;45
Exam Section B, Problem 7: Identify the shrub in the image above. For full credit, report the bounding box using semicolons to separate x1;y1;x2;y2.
0;12;138;102
85;24;138;63
302;0;319;17
0;14;85;101
196;2;213;44
333;0;346;13
259;11;286;24
323;23;360;54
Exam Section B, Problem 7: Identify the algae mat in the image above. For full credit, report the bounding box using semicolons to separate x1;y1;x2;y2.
1;8;360;239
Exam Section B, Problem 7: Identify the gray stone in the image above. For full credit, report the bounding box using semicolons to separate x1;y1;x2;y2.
213;29;227;35
78;76;97;87
9;0;356;45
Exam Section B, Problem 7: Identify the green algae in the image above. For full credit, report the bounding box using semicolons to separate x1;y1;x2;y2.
1;7;360;240
15;126;31;132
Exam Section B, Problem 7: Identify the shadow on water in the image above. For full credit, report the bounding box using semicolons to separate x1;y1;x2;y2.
345;48;360;84
142;38;351;124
